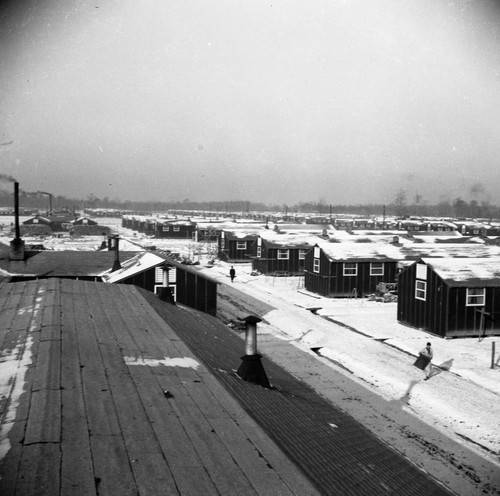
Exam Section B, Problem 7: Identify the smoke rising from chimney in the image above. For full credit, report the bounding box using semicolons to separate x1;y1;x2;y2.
0;173;17;183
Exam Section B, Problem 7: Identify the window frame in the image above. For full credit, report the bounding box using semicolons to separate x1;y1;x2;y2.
155;267;164;283
236;241;247;250
415;280;427;301
370;262;384;276
466;288;485;306
313;258;320;273
277;249;289;260
343;263;358;277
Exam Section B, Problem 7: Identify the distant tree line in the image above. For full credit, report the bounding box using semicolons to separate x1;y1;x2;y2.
0;187;497;220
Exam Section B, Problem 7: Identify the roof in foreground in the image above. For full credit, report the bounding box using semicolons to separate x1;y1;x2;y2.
0;279;316;496
0;279;455;495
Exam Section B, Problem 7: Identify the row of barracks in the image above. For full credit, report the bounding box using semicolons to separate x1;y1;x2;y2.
120;215;500;337
122;213;500;239
221;230;500;337
230;232;500;337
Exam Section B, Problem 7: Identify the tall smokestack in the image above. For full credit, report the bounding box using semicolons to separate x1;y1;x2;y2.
14;181;20;238
10;181;25;260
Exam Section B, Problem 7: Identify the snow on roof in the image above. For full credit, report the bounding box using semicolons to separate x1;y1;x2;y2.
196;221;244;229
223;228;264;239
317;239;500;262
160;219;194;226
101;251;166;282
400;243;500;259
216;223;267;230
334;232;409;242
23;215;51;223
259;231;319;247
275;223;334;232
318;240;405;261
422;257;500;286
411;232;464;241
427;220;458;228
454;220;489;228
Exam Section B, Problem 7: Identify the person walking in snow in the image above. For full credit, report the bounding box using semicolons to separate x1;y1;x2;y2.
229;266;236;282
419;342;434;380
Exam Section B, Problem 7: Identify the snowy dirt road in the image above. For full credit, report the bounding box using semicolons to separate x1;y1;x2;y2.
211;270;500;496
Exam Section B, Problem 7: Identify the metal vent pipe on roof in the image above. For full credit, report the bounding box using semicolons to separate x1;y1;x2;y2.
236;315;271;388
10;181;25;261
110;235;121;271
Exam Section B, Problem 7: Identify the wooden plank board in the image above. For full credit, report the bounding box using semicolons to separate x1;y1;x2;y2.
15;443;60;496
39;284;61;341
208;416;295;496
200;371;321;496
59;281;99;496
61;386;96;496
102;347;163;454
32;339;60;391
0;286;24;349
170;466;220;496
84;285;168;455
116;291;201;366
167;384;260;495
24;389;61;444
0;329;28;417
0;420;26;496
61;442;97;496
127;451;180;496
127;365;202;468
116;285;183;347
90;434;137;496
178;380;231;420
77;281;186;494
70;289;121;437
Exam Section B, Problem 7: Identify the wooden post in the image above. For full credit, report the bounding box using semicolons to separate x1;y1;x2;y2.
492;342;496;370
475;307;490;338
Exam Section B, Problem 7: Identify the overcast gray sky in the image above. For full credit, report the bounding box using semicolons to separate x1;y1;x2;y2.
1;0;499;206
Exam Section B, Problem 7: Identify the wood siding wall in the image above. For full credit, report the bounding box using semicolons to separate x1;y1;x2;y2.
446;287;500;337
397;263;448;336
219;238;256;261
251;247;306;275
304;250;398;297
325;261;398;297
120;266;217;316
176;269;217;316
156;225;196;239
304;249;334;296
397;263;500;337
120;267;157;293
